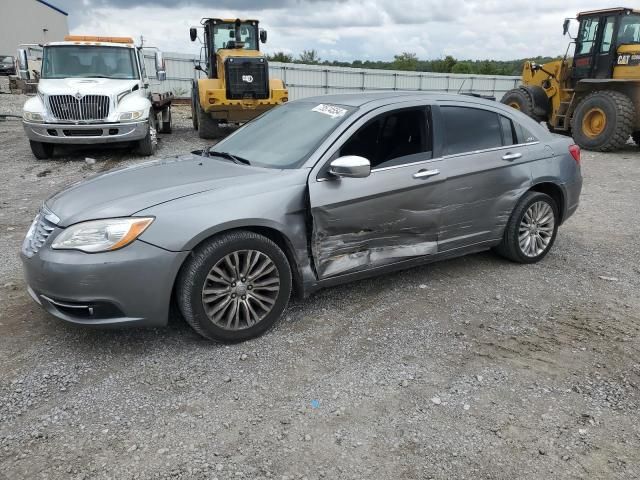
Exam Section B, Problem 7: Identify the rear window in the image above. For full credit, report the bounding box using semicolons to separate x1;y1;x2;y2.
441;106;503;155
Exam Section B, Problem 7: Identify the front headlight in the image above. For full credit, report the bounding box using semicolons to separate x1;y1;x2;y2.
23;111;44;122
118;110;145;121
51;217;154;253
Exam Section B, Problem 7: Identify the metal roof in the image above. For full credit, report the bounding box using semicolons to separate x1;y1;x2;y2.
35;0;68;16
577;7;639;18
293;91;500;108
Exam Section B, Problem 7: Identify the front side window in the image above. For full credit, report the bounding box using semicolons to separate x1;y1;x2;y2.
601;16;616;52
210;102;355;169
618;14;640;45
339;107;431;169
577;18;599;55
441;106;503;155
41;46;139;79
213;22;258;51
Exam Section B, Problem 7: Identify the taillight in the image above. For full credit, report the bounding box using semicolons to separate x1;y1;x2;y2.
569;144;581;164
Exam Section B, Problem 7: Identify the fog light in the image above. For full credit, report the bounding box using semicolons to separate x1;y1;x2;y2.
108;128;118;135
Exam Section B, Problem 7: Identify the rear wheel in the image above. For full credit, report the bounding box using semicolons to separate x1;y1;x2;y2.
494;191;558;264
501;87;545;122
29;141;54;160
571;90;635;152
196;103;225;139
136;112;158;156
159;107;172;134
176;230;292;343
191;84;199;130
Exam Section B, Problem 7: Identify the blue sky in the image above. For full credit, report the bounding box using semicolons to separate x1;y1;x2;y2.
50;0;630;61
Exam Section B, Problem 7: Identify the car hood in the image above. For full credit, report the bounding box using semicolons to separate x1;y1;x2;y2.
46;154;301;227
38;78;139;97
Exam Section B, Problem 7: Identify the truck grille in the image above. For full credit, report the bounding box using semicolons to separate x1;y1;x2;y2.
48;95;110;121
225;57;269;100
22;211;56;258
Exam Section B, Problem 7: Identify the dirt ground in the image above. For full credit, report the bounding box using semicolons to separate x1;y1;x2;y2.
0;92;639;480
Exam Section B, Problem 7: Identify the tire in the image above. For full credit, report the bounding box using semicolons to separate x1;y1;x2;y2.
571;90;635;152
176;230;292;343
136;112;158;156
29;141;54;160
191;84;198;130
159;107;172;134
196;102;224;139
501;87;545;122
494;191;559;264
632;131;640;146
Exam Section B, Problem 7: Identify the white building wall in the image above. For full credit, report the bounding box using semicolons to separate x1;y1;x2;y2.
0;0;69;55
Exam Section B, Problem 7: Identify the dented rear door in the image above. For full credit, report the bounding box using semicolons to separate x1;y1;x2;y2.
308;159;447;279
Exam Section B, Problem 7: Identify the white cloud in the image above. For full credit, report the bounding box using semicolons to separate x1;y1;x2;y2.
50;0;632;61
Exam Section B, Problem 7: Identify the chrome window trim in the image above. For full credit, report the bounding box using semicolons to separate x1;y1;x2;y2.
442;141;540;160
371;156;442;173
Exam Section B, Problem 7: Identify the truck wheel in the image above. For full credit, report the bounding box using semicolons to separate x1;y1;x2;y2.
571;91;635;152
159;107;172;134
196;103;224;139
501;87;545;122
191;84;199;130
136;112;158;156
29;141;54;160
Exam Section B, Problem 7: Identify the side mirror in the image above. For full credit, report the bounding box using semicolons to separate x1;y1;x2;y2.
155;51;166;81
260;29;267;44
17;48;29;80
329;156;370;178
562;18;570;36
190;27;198;42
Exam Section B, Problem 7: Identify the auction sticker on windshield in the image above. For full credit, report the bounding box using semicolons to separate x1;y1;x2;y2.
312;104;348;118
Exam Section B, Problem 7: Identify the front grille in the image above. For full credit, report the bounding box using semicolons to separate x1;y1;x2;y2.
62;129;103;137
225;57;269;100
22;212;56;258
48;94;110;121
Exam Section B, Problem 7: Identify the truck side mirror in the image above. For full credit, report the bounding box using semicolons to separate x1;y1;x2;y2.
190;27;198;42
562;19;570;36
155;51;166;81
17;48;29;80
260;29;267;44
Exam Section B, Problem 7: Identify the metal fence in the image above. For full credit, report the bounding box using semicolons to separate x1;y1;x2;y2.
144;51;520;100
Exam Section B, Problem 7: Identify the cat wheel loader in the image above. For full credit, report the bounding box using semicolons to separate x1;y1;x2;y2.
189;18;288;139
502;7;640;151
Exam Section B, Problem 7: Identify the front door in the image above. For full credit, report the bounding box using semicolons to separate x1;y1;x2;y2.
308;105;446;279
573;16;601;80
593;15;618;78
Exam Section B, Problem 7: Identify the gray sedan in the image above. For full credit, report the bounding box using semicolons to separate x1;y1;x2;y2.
21;92;582;342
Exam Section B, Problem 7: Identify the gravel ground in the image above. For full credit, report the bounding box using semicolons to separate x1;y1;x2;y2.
0;93;639;479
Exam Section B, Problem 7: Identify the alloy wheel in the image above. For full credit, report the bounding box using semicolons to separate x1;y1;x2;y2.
518;201;555;257
201;250;280;330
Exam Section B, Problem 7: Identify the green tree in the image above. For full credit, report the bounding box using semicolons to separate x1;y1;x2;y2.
451;61;473;74
267;51;293;63
392;52;418;71
298;49;321;64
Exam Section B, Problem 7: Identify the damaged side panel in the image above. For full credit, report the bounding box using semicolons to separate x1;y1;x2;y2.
309;162;446;279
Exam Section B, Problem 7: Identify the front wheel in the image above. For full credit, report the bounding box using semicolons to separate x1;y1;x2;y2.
494;191;559;264
136;113;158;156
29;141;54;160
176;231;292;342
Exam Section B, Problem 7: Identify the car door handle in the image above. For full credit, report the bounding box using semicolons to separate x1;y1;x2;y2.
502;152;522;161
413;168;440;179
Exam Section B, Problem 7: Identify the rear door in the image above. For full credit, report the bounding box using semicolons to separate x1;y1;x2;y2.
435;103;550;252
308;102;447;279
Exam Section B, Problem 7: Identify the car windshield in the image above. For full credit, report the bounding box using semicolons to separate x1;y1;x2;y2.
209;102;356;169
618;14;640;44
0;55;13;63
41;45;139;79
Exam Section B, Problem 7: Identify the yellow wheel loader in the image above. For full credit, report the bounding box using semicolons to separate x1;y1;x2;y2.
502;7;640;151
189;18;288;139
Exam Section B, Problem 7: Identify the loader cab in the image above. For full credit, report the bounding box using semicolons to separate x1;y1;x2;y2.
571;8;640;81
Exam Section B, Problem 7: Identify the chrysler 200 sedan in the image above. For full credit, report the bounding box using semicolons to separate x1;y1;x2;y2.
21;92;582;342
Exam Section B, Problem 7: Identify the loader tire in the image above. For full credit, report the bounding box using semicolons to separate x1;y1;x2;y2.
501;87;545;122
196;103;225;139
632;131;640;146
571;90;635;152
191;84;198;130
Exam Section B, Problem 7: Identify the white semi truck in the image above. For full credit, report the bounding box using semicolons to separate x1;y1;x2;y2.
17;35;173;159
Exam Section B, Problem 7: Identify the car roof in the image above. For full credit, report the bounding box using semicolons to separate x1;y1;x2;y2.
294;91;502;110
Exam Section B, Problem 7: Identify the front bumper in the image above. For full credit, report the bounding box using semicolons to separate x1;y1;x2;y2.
23;120;147;145
21;239;188;328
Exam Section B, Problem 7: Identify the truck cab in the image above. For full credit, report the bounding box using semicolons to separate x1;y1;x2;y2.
19;35;173;159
